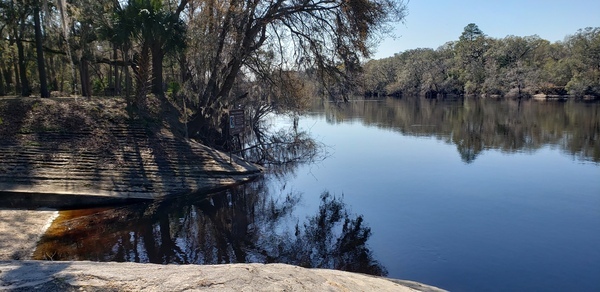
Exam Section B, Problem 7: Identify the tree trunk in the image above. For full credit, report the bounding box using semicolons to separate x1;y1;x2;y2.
1;65;11;93
108;49;113;95
133;43;151;105
151;43;164;96
0;70;5;96
13;60;21;94
186;111;226;146
123;46;131;102
179;53;188;84
16;33;30;97
47;55;58;91
80;57;91;97
114;45;120;95
33;2;49;98
59;60;64;92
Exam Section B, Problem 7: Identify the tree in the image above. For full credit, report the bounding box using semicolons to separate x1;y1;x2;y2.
486;35;543;98
460;23;484;42
184;0;408;142
5;1;33;97
148;0;187;96
0;2;8;95
392;48;430;96
362;56;400;96
565;27;600;96
455;23;489;95
33;0;49;98
100;0;187;103
436;41;462;96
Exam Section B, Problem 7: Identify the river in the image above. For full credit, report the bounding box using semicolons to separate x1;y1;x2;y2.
33;98;600;291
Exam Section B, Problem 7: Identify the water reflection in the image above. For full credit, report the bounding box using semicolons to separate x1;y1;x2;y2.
316;98;599;163
33;177;386;276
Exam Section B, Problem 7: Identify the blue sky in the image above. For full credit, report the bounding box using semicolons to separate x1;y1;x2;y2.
373;0;600;59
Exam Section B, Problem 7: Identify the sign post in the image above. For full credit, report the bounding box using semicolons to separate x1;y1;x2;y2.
228;109;245;163
229;109;245;136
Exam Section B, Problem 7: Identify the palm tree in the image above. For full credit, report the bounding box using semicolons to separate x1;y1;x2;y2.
101;0;186;103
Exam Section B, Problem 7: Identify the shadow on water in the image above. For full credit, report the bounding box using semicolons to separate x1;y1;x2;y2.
32;176;386;276
0;192;146;210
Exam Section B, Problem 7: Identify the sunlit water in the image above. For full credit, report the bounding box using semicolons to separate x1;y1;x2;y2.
32;98;600;291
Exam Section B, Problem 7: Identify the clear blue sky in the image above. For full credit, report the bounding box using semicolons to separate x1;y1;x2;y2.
373;0;600;59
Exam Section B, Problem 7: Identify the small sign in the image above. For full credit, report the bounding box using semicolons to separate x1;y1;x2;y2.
229;109;245;135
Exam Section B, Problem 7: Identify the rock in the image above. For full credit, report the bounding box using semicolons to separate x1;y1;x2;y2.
0;261;446;292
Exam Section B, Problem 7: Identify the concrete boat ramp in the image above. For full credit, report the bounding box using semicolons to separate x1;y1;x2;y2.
0;127;261;206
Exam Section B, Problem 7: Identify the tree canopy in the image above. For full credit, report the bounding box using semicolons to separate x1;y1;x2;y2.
361;24;600;99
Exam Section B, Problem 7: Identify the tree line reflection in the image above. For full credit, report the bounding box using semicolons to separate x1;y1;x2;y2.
316;98;599;163
34;176;386;276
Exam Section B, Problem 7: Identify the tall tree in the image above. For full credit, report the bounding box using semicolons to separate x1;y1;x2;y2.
148;0;187;96
33;0;49;98
7;1;32;97
100;0;187;101
0;3;8;95
456;23;489;95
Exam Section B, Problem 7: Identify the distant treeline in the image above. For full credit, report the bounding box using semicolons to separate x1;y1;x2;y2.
360;24;600;99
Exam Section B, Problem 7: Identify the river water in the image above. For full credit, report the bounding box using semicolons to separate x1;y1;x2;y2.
33;98;600;291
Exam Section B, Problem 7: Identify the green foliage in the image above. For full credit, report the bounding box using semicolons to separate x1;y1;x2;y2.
566;72;600;96
167;82;180;97
361;24;600;99
564;27;600;96
460;23;484;42
92;79;105;95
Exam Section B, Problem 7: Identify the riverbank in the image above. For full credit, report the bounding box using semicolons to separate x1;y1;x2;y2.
0;210;445;291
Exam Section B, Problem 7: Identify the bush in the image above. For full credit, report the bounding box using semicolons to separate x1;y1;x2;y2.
167;82;181;98
92;79;105;96
566;73;600;97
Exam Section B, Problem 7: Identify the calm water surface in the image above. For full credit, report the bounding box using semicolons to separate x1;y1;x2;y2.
34;98;600;292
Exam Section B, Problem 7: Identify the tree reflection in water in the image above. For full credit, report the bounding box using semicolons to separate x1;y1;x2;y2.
289;192;386;276
34;117;386;276
318;97;600;163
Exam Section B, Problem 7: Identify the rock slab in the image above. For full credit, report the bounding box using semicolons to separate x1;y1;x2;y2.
0;261;446;292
